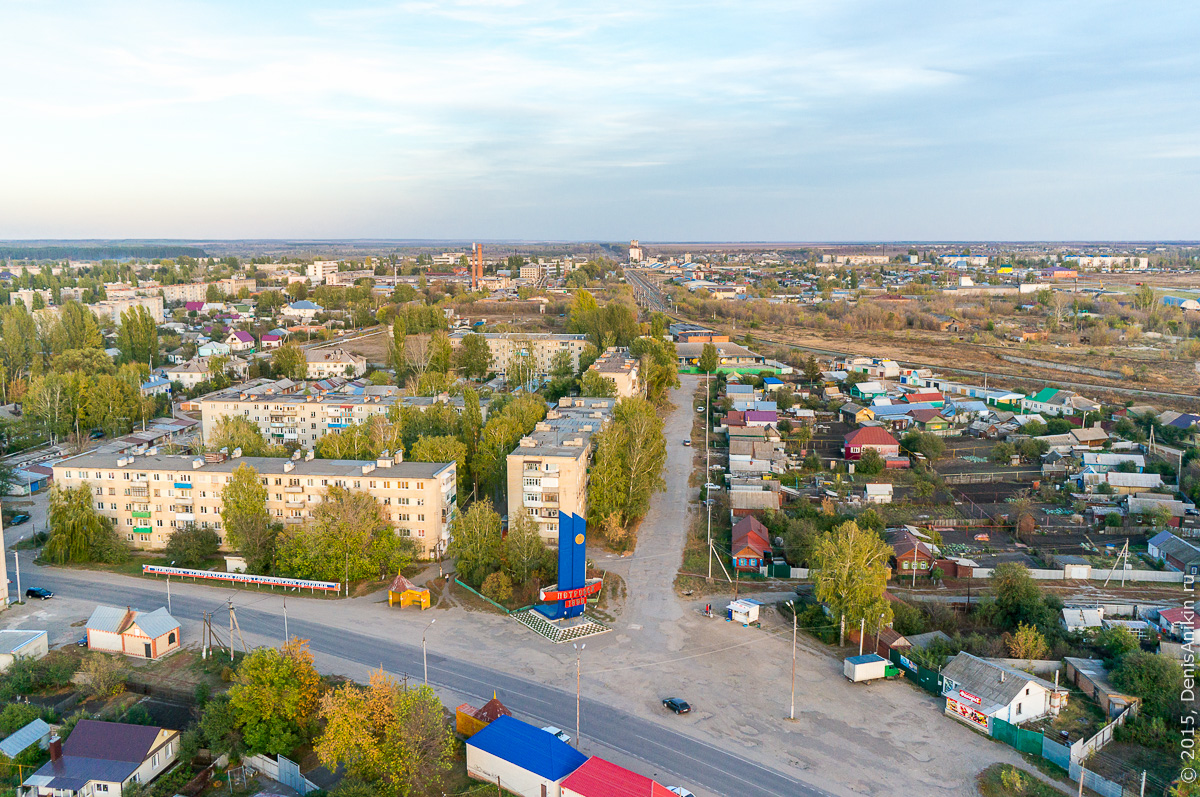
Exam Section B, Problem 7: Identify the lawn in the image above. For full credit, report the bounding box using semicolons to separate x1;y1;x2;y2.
977;764;1070;797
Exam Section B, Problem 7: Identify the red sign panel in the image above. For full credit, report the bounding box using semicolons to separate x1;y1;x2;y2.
958;690;981;705
540;580;602;603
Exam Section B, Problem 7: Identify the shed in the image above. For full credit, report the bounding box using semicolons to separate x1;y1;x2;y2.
0;718;52;760
560;756;673;797
1061;607;1103;633
1158;606;1196;639
387;574;430;610
0;630;48;672
1064;658;1140;719
456;695;512;737
86;606;180;659
726;599;762;625
466;715;586;797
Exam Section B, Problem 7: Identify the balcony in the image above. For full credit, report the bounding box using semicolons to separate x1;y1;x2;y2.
285;485;304;493
284;516;304;525
128;486;149;498
132;511;152;519
175;512;195;522
174;495;192;505
174;482;192;490
540;477;559;488
285;499;305;508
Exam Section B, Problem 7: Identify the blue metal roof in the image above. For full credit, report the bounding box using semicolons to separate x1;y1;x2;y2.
0;718;50;759
466;715;586;780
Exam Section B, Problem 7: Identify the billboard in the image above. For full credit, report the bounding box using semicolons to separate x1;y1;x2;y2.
143;564;340;592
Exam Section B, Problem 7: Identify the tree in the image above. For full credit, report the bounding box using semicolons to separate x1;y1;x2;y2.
549;348;575;380
629;336;679;405
58;302;103;350
389;318;409;379
229;639;322;756
1131;284;1156;311
45;483;127;565
207;415;283;457
856;448;884;475
286;281;308;301
1094;626;1140;662
481;571;514;603
991;441;1016;463
580;370;616;397
1007;623;1049;660
316;673;455;797
164;525;221;568
810;521;893;646
409;435;468;498
459;387;483;469
802;355;822;384
506;347;537;391
901;431;945;462
116;306;158;367
503;512;551;585
990;562;1050;630
221;464;277;574
698;343;719;375
455;333;490;381
587;397;667;535
81;653;127;698
445;499;502;587
272;344;308;380
428;330;453;373
206;283;224;303
1111;651;1184;719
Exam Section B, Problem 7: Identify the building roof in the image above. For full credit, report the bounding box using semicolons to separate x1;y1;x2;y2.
472;697;512;723
1148;530;1176;549
906;630;952;650
904;391;943;403
1159;607;1196;628
0;629;46;655
844;427;899;447
731;516;771;555
229;330;254;343
744;410;778;423
0;718;51;759
287;300;322;311
58;452;453;481
466;716;586;781
1062;608;1103;629
1106;472;1163;489
560;756;672;797
25;755;141;791
941;653;1064;714
64;720;164;762
134;608;180;639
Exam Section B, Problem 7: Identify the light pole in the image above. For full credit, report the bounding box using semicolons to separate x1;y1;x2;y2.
422;618;436;685
573;643;585;747
706;367;713;581
166;561;175;613
283;598;288;643
786;600;797;721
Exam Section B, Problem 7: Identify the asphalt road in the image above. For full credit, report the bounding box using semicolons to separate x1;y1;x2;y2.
21;563;835;797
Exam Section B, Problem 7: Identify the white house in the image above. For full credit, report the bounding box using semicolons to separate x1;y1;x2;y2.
305;348;367;379
1061;607;1104;634
940;652;1068;735
864;483;893;504
0;630;48;672
283;300;324;322
21;720;180;797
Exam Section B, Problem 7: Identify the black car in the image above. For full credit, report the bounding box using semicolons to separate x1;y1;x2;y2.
25;588;53;600
89;429;105;439
662;697;691;714
8;515;30;526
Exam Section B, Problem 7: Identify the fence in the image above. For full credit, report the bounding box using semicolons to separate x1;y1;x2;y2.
963;567;1184;584
993;718;1044;755
888;649;942;695
244;754;318;795
1075;703;1137;763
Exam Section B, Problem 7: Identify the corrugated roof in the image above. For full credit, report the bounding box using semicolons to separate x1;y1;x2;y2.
466;716;585;781
844;427;899;447
941;653;1063;713
0;718;51;758
133;608;179;640
63;720;163;762
86;606;129;634
24;755;140;791
561;756;672;797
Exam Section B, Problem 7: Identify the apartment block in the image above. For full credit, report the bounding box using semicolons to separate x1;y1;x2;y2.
450;331;589;380
587;347;641;398
52;450;457;559
159;278;257;304
198;377;484;449
305;348;367;379
91;295;165;324
9;289;53;310
505;397;614;541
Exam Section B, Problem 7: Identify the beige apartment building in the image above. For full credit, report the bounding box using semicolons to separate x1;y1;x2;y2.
587;347;641;398
505;397;614;541
450;332;589;380
159;278;258;304
52;450;457;559
92;295;165;323
198;377;483;449
305;348;368;379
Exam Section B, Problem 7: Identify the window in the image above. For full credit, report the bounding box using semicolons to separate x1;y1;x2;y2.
399;497;410;506
418;514;424;522
1025;688;1030;696
1016;702;1023;715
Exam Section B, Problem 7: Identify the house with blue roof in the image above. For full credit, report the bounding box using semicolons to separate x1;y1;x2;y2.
140;376;172;397
466;715;587;797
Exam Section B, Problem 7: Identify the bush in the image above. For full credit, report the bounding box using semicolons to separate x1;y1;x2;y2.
0;652;79;700
164;525;221;568
81;654;127;699
481;572;514;604
0;702;45;735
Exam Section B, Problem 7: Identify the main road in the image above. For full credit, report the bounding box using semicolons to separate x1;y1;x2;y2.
20;562;834;797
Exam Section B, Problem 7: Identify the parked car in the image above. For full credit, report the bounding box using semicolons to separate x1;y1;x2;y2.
8;514;30;526
667;788;695;797
541;726;571;744
76;635;88;647
89;429;105;439
662;697;690;714
682;439;691;447
25;588;53;600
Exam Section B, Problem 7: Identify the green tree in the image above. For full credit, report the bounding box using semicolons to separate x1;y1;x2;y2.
549;348;575;380
45;483;127;565
810;521;893;646
481;571;514;603
1111;651;1185;719
586;397;667;537
206;283;224;302
698;342;719;375
503;512;552;585
221;464;277;574
229;640;322;756
445;499;502;587
901;431;946;462
1094;626;1140;662
802;354;822;384
316;674;455;797
991;441;1016;463
455;333;490;381
164;524;221;568
629;336;679;405
272;344;308;380
459;387;483;468
1131;284;1157;311
286;281;308;301
410;435;468;497
390;318;409;379
1007;623;1049;660
116;306;158;366
58;302;103;350
856;448;884;475
580;370;617;397
990;562;1051;630
428;330;453;373
207;415;283;457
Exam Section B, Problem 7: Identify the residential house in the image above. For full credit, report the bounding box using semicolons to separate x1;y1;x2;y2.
283;300;324;322
840;402;874;425
0;630;48;673
728;486;783;518
259;333;283;349
224;330;255;352
1070;425;1108;448
1157;607;1196;640
843;427;900;460
139;376;172;398
305;348;367;379
586;347;641;398
21;720;180;797
465;715;586;797
86;606;180;660
848;381;886;402
863;483;893;504
940;653;1068;735
908;408;952;436
731;516;772;571
1081;452;1144;472
903;391;944;406
197;340;230;357
1151;534;1200;574
888;528;936;574
1022;387;1099;417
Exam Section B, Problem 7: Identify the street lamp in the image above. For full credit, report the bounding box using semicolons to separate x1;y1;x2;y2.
573;643;585;747
422;618;436;685
786;601;796;721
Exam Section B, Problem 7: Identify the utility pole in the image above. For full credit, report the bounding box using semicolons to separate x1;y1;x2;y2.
422;618;436;685
706;366;712;581
228;599;234;661
787;601;797;721
166;574;171;614
283;598;288;643
13;551;20;603
0;505;8;608
573;643;585;747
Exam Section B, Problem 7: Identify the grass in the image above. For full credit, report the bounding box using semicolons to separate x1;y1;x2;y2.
1025;687;1106;743
977;763;1070;797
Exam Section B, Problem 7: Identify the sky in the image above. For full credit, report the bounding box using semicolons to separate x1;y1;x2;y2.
2;0;1199;241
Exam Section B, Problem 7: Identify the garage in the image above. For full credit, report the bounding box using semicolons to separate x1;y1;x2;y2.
466;715;587;797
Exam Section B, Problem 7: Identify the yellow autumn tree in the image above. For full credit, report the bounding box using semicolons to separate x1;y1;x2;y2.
228;638;322;756
316;670;455;797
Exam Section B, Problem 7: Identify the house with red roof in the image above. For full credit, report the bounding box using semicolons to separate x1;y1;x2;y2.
260;333;283;349
560;757;673;797
843;427;900;460
224;330;256;352
1157;607;1196;640
731;516;772;572
904;391;944;406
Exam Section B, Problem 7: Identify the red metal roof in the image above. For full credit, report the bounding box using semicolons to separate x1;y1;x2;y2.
732;516;771;556
561;757;673;797
904;392;943;403
1159;607;1196;627
843;427;899;447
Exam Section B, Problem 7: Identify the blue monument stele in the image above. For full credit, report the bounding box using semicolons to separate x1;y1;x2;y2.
535;511;602;620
